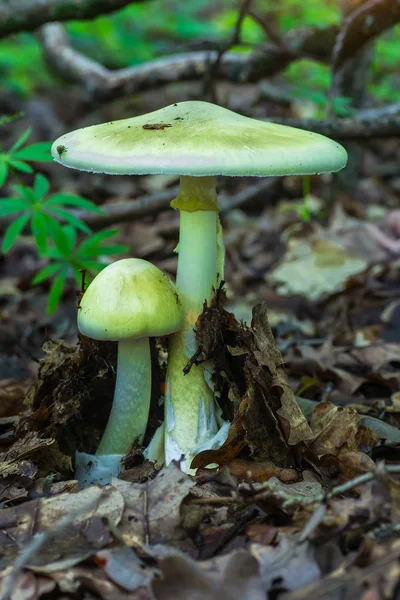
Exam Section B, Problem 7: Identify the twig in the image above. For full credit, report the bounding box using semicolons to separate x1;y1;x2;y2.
0;0;150;38
331;0;400;72
298;503;327;543
247;10;292;53
296;463;400;544
202;0;252;101
0;489;105;600
143;489;150;545
190;464;400;512
71;179;277;232
38;23;337;99
200;508;258;560
264;104;400;139
323;464;400;501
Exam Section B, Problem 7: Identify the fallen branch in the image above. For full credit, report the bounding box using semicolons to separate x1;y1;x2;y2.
0;0;149;38
267;102;400;139
38;23;338;99
191;464;400;509
79;178;278;231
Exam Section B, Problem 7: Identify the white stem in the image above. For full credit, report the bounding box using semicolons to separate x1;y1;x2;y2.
96;337;151;456
165;176;222;471
176;210;218;308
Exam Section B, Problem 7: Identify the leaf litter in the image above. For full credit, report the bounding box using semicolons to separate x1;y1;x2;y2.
1;100;400;599
1;290;399;600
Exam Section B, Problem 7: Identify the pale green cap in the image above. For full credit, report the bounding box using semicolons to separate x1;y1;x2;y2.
52;101;347;177
78;259;183;341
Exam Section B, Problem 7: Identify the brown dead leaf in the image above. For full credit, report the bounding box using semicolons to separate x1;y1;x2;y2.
308;402;361;456
0;432;71;481
0;571;56;600
114;463;196;549
152;549;265;600
305;402;380;479
0;485;124;568
281;537;400;600
336;451;376;479
193;299;313;470
0;378;30;418
0;482;28;503
21;337;119;459
228;459;299;483
250;306;314;446
268;237;367;301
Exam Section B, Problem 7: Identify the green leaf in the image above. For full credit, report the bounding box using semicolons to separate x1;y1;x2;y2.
33;173;50;199
8;159;33;174
2;213;30;253
0;112;24;127
0;160;8;186
47;267;68;314
45;221;71;258
63;225;77;251
79;229;118;251
9;128;32;154
44;193;103;213
12;184;36;204
15;142;52;162
31;212;48;255
0;198;29;216
46;207;91;233
32;262;62;284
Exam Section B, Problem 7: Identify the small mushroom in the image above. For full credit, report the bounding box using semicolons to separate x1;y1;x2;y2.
52;101;347;472
76;258;183;483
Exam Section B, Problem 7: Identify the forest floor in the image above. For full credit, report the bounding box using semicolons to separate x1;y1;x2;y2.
0;85;400;599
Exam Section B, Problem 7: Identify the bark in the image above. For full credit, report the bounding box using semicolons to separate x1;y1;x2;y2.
0;0;149;38
38;23;338;99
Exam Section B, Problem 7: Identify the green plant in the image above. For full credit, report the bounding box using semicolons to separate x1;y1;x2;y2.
0;125;128;313
0;173;103;254
0;127;51;185
33;226;129;314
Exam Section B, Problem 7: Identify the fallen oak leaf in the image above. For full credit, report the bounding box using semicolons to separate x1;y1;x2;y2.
307;402;361;457
336;451;376;480
250;306;314;446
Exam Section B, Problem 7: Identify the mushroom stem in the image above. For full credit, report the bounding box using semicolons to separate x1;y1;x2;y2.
165;176;222;470
96;337;151;456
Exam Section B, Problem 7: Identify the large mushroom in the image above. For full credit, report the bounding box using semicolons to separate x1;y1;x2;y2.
76;258;183;485
51;101;347;472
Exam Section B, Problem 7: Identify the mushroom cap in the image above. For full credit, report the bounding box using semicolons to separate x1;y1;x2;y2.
52;101;347;177
78;259;183;341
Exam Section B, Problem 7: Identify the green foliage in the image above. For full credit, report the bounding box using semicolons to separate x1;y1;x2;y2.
0;35;52;96
0;124;127;313
0;0;399;107
0;128;52;185
0;173;102;253
32;226;128;314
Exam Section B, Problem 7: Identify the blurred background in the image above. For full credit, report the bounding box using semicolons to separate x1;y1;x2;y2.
1;0;399;419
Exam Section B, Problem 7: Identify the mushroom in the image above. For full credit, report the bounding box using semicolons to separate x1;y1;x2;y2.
51;101;347;472
76;258;183;484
